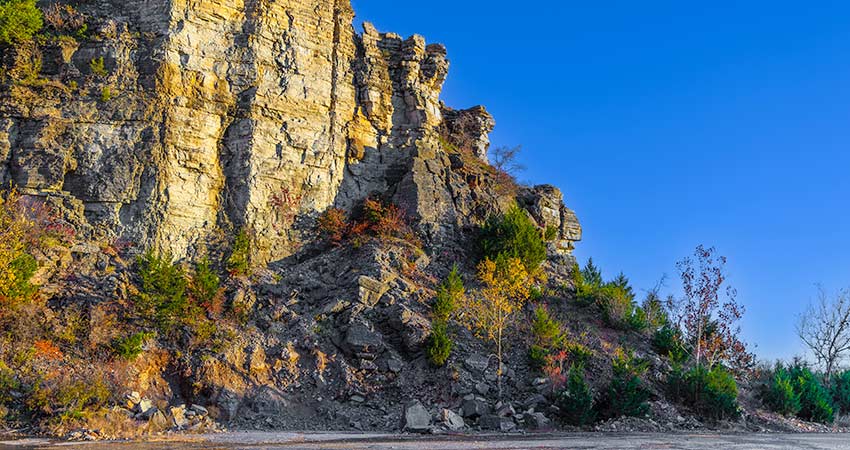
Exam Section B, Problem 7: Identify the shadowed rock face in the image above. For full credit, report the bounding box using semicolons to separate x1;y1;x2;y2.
0;0;580;263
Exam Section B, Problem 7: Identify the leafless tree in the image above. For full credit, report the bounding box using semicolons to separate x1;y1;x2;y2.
797;286;850;383
490;145;526;177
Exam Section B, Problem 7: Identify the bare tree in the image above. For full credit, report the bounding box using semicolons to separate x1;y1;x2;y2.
797;287;850;383
675;245;750;369
490;145;526;177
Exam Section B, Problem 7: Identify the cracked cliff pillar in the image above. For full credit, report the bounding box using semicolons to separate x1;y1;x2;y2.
155;0;357;263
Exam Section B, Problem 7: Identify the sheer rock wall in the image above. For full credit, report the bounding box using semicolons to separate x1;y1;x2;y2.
0;0;581;262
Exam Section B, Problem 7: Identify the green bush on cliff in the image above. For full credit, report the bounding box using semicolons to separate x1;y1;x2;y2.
427;267;464;367
0;0;43;45
226;228;251;276
135;250;190;329
112;332;154;361
599;348;651;418
433;265;463;322
426;321;452;367
554;365;596;426
479;205;546;273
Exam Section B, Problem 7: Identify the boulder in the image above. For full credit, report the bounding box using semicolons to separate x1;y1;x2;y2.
402;400;431;433
135;398;154;415
464;354;490;374
357;276;390;307
124;391;141;410
170;405;188;428
462;398;489;418
526;412;551;430
479;414;516;432
387;304;431;352
343;323;384;357
496;403;516;417
439;408;465;431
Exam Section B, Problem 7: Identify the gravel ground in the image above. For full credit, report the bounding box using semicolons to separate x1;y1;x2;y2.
3;432;850;450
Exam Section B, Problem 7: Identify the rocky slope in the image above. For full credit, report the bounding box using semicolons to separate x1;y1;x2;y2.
0;0;593;437
3;1;844;441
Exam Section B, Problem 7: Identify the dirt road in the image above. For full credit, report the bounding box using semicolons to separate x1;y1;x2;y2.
3;432;850;450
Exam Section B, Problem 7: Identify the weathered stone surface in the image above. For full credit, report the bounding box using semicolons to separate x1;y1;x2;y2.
439;408;465;431
462;398;490;419
464;354;490;374
479;414;516;432
0;0;581;267
441;105;495;162
343;323;384;357
402;400;431;433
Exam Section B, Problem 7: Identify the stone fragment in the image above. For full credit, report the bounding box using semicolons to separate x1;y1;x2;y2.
124;391;141;409
462;398;489;418
479;414;516;432
136;399;153;415
402;400;431;433
526;412;551;430
343;323;384;356
464;354;490;374
357;276;389;307
170;405;188;428
439;408;465;431
496;403;516;417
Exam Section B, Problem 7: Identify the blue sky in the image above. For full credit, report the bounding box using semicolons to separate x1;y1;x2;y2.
350;1;850;362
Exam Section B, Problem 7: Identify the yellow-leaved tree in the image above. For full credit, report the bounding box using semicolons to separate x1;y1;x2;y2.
460;254;532;398
0;189;38;307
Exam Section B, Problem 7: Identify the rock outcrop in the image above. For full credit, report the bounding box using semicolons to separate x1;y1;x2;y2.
0;0;584;435
0;0;580;264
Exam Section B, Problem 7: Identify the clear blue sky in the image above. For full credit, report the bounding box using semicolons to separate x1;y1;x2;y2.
351;1;850;362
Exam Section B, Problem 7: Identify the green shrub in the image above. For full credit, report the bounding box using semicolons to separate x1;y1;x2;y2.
226;228;251;276
26;374;111;423
191;258;222;315
0;0;43;45
528;305;563;369
831;370;850;415
762;367;801;416
479;205;546;273
544;225;558;242
528;344;548;369
671;365;740;420
653;325;689;364
0;361;18;407
554;365;596;426
530;305;562;348
566;341;593;367
426;321;452;367
89;57;106;77
100;86;111;102
581;258;603;288
112;332;153;361
2;252;38;302
433;265;463;322
135;250;189;329
529;285;544;302
789;365;834;424
600;349;651;418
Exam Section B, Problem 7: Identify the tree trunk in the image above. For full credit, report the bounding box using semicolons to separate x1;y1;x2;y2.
497;327;503;399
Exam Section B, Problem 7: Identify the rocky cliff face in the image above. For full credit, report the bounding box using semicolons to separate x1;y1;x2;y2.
0;0;580;264
0;1;590;435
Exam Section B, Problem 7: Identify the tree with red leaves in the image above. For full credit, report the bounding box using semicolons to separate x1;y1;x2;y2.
674;245;752;371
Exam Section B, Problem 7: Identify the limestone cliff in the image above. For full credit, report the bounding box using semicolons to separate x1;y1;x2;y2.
0;0;580;264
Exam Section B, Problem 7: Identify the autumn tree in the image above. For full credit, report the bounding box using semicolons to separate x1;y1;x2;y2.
797;287;850;383
674;245;751;370
460;254;531;397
